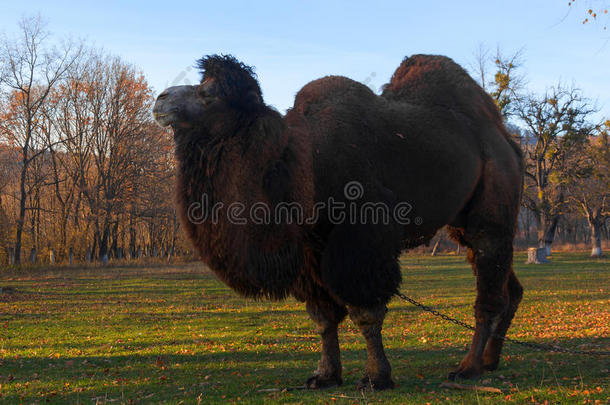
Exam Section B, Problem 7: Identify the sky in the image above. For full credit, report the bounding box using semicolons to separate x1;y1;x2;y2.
1;0;609;120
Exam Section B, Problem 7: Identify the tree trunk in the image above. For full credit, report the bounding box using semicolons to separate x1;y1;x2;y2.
538;215;559;256
59;215;68;260
168;211;179;262
91;230;98;260
110;220;119;259
29;193;37;254
99;223;110;264
0;194;8;262
9;247;15;266
523;209;531;245
590;218;603;258
35;188;41;254
14;172;27;265
128;212;136;259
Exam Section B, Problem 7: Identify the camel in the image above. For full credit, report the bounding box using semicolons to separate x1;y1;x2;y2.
153;54;524;389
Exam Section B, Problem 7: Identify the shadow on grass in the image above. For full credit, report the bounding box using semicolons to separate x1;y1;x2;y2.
1;336;608;404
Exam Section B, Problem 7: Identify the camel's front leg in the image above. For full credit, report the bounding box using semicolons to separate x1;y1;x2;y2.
348;305;395;390
305;300;347;388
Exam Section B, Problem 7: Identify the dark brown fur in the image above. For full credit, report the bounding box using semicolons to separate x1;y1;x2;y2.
154;54;524;389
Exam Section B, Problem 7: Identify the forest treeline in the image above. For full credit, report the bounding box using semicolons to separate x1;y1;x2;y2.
0;18;608;266
0;18;185;265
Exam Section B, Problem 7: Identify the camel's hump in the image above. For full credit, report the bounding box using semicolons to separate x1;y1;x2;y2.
293;75;375;116
382;54;502;125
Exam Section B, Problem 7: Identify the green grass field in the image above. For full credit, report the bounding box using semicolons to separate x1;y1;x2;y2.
0;252;608;404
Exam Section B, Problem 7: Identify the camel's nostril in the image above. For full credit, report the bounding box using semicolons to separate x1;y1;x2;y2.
158;91;169;100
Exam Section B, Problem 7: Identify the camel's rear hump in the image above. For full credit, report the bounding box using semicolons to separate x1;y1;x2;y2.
382;54;502;127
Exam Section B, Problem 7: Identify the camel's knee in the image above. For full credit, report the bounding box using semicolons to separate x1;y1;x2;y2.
471;250;514;320
348;305;386;329
475;294;509;323
307;301;347;334
507;273;523;306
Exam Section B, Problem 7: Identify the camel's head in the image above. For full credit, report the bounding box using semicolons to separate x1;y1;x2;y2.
153;54;263;130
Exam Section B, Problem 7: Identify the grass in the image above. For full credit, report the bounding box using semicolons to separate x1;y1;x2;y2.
0;252;608;404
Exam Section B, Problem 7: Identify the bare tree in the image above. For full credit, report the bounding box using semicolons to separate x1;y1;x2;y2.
0;15;81;264
517;84;598;253
0;18;186;266
39;53;95;260
470;47;525;120
567;124;610;257
76;56;159;262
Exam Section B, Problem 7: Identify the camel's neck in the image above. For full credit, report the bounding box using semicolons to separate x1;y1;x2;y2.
171;108;309;301
173;107;287;212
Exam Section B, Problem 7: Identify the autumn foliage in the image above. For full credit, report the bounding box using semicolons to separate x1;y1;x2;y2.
0;19;189;265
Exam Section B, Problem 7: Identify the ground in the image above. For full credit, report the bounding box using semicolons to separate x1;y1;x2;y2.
0;252;608;404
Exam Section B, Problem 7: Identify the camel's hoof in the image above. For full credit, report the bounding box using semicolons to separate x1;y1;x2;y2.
448;367;482;381
306;374;342;389
356;376;395;391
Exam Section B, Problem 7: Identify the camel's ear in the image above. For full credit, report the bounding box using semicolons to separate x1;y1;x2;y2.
197;54;264;109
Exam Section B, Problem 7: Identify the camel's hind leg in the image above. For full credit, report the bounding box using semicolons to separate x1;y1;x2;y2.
482;270;523;371
448;224;516;380
447;161;522;380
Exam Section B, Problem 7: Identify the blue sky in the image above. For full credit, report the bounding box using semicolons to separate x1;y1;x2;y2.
1;0;609;120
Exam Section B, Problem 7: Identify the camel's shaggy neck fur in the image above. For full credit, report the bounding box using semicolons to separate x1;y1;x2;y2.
172;56;313;300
